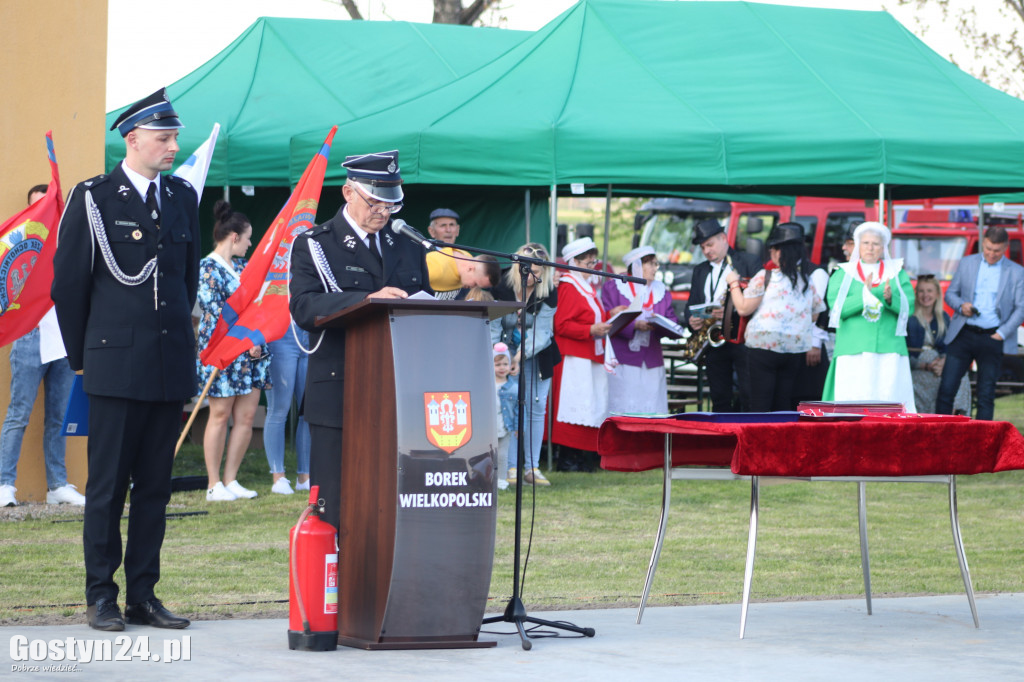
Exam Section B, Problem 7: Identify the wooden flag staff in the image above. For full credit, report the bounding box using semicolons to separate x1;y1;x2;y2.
174;368;218;457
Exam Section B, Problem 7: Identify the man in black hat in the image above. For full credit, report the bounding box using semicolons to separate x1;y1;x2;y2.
51;87;199;631
683;218;760;412
289;150;431;531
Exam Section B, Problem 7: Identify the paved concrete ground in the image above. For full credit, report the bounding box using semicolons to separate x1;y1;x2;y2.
2;594;1021;680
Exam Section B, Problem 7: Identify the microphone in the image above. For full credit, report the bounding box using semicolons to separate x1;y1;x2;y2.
391;219;435;251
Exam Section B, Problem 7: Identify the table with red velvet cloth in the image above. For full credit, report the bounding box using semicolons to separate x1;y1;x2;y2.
598;415;1024;637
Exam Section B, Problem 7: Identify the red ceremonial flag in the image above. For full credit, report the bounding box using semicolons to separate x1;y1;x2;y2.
0;132;63;347
199;126;337;370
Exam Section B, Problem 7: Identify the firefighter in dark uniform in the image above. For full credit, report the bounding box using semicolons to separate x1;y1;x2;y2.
289;150;431;532
51;88;199;631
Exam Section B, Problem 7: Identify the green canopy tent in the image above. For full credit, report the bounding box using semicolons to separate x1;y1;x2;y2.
104;17;529;186
289;0;1024;253
103;18;542;252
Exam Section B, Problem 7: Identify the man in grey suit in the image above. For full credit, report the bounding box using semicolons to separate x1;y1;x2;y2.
936;226;1024;419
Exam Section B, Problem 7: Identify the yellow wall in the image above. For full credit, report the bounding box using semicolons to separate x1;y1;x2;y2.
0;0;107;501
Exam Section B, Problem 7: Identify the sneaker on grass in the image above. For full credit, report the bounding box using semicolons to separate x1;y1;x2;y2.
225;480;257;499
206;481;237;502
271;478;294;495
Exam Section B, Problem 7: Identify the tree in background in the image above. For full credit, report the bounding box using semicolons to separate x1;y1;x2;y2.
337;0;503;25
896;0;1024;97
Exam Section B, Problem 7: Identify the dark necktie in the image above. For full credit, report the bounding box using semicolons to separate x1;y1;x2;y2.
367;232;382;266
146;182;161;228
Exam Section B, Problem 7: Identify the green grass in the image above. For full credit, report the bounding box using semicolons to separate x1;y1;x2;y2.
3;405;1024;625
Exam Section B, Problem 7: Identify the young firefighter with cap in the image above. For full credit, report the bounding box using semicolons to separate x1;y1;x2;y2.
289;150;431;532
51;87;199;631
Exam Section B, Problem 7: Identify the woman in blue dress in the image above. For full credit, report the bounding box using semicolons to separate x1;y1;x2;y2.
196;201;271;501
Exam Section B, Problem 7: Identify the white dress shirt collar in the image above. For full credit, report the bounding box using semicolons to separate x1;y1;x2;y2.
120;161;161;208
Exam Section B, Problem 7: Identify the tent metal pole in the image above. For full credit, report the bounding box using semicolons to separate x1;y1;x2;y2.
547;183;557;471
978;196;986;238
524;189;532;243
885;185;895;228
223;185;230;202
603;185;613;265
549;183;557;254
878;183;885;225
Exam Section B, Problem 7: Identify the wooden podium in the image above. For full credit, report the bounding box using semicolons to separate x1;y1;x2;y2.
316;298;519;650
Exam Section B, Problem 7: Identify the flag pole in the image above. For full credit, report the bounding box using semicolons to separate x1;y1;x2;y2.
174;369;218;457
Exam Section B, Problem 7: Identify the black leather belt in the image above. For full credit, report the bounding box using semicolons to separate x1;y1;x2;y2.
965;324;998;335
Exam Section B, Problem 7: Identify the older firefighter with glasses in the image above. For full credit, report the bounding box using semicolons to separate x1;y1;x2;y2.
289;150;432;532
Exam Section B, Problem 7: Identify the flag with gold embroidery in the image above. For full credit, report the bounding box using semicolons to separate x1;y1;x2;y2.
0;132;63;347
199;126;337;370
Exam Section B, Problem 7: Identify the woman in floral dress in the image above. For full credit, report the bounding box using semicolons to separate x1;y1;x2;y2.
725;223;825;412
196;201;271;501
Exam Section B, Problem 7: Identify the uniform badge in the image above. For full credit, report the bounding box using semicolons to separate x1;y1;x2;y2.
117;185;132;198
343;234;358;251
423;392;473;454
387;161;397;173
151;210;159;220
132;229;143;241
384;233;394;247
165;185;174;197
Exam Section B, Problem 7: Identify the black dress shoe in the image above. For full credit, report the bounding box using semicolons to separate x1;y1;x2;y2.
87;598;125;631
124;599;190;629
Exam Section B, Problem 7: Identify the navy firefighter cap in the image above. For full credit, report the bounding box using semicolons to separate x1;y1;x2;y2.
342;150;404;203
110;87;184;137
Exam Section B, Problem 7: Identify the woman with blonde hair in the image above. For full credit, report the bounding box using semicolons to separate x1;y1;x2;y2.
907;275;970;413
489;243;559;486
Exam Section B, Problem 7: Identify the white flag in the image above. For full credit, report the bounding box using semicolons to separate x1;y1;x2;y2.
173;122;220;201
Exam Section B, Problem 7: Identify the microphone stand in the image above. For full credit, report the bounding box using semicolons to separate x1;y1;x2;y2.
429;237;644;650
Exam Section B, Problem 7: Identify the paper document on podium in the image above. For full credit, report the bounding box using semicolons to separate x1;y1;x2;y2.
408;290;437;300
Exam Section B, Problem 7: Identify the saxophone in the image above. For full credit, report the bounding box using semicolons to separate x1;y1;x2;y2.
679;258;732;364
679;310;726;364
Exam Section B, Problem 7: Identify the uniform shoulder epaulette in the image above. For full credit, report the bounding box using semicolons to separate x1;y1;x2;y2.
79;174;109;189
309;223;331;237
165;174;192;189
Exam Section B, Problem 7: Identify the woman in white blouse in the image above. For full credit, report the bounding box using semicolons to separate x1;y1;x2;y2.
725;223;825;412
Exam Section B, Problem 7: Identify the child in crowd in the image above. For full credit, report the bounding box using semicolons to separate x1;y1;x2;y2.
493;342;517;490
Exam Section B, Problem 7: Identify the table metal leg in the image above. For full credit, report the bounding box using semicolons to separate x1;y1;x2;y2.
739;475;760;639
858;481;872;615
948;475;979;627
637;434;673;624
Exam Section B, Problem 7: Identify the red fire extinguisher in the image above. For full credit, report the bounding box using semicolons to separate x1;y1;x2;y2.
288;485;339;651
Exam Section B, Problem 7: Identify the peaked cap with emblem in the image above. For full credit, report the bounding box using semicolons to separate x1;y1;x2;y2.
111;87;184;137
343;150;404;203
